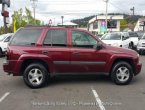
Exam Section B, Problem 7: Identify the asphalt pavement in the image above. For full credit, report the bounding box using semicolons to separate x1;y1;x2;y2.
0;56;145;110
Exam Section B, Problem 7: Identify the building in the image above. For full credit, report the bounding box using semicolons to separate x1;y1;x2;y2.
58;21;78;28
134;18;145;31
88;15;124;35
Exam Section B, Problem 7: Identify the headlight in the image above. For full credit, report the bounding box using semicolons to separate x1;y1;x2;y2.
137;42;142;47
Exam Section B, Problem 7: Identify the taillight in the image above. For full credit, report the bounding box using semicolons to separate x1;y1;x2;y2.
5;48;10;60
5;50;8;56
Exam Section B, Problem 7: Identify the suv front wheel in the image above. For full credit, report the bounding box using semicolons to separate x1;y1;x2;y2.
111;61;133;85
23;63;49;88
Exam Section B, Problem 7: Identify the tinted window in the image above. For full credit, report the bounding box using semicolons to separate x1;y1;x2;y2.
101;33;121;40
44;30;67;47
72;31;97;48
107;20;117;28
129;32;138;37
10;29;42;46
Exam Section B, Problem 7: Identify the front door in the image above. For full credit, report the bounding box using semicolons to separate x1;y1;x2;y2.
70;30;107;73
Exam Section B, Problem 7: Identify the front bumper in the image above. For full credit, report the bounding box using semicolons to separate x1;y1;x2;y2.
134;61;142;76
137;46;145;51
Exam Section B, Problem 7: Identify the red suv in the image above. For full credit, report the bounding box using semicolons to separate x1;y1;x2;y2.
3;26;142;88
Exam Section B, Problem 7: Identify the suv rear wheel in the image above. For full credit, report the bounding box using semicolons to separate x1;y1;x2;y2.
111;61;133;85
23;63;49;88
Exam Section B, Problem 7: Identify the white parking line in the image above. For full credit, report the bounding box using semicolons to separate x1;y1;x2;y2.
0;92;10;103
91;87;106;110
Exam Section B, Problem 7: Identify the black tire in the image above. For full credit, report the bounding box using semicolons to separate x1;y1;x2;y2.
23;63;49;89
0;48;3;57
129;42;134;49
110;61;133;85
138;50;142;55
138;50;145;55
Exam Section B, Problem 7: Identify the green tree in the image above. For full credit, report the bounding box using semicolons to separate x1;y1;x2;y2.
120;19;127;31
0;26;5;35
12;8;41;31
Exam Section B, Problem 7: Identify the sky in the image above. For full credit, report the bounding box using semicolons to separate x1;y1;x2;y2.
0;0;145;26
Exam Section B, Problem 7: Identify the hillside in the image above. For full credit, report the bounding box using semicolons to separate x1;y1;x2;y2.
71;13;144;29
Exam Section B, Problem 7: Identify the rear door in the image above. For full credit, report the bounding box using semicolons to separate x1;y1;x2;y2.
42;28;71;74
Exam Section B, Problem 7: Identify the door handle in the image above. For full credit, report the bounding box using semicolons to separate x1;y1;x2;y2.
72;52;80;55
42;50;48;55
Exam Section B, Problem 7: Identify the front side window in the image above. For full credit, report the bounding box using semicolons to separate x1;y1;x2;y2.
72;31;97;48
43;30;67;47
10;28;42;46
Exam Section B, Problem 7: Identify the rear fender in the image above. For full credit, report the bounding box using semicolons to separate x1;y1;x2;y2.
13;54;53;75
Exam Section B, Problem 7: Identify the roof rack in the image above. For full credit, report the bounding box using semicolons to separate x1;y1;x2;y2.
24;24;50;27
24;25;75;29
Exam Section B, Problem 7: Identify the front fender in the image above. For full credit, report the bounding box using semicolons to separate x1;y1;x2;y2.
105;54;134;73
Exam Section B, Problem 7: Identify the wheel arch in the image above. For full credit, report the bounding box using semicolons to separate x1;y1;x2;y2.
109;58;135;75
20;59;50;75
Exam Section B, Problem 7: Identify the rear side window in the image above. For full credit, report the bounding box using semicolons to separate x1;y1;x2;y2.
10;29;42;46
43;30;67;47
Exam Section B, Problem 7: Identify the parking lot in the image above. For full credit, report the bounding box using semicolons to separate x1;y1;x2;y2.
0;56;145;110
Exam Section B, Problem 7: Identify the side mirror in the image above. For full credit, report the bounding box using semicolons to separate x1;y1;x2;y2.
122;36;128;41
122;36;125;40
95;42;102;50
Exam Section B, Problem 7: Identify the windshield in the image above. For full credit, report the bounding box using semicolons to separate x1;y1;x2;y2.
0;34;7;41
101;33;121;40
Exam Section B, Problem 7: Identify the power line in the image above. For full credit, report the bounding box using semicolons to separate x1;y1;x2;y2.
109;2;130;15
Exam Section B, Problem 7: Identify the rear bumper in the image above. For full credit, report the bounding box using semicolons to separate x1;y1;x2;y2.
3;60;9;72
3;60;20;76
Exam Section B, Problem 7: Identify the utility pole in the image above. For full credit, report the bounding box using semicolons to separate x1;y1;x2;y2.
130;7;135;15
30;0;37;25
53;18;55;26
103;0;109;33
2;4;8;33
0;0;10;33
61;16;64;26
